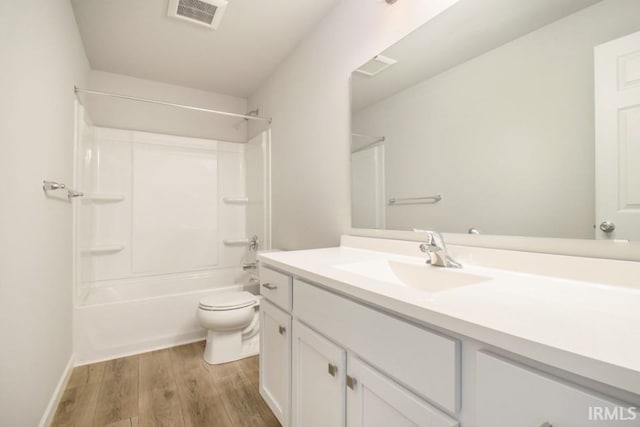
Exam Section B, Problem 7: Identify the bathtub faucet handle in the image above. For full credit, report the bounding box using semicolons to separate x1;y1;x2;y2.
249;235;259;252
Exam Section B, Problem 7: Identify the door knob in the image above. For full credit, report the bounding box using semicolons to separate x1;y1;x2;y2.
599;221;616;233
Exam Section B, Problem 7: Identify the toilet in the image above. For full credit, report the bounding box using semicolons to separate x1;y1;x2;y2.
197;291;260;365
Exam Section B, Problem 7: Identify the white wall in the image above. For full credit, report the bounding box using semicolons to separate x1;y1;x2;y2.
87;70;248;142
353;0;640;239
248;0;460;250
0;0;89;425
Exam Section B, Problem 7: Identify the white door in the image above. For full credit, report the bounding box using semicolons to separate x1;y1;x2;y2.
346;355;458;427
259;300;291;426
291;320;346;427
351;144;385;229
595;30;640;240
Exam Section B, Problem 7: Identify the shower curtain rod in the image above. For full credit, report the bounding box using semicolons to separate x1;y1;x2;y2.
74;86;272;124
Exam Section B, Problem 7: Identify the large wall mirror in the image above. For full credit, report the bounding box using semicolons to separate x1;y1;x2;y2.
350;0;640;245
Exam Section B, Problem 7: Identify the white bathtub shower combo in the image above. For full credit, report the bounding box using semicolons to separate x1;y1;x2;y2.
72;99;271;365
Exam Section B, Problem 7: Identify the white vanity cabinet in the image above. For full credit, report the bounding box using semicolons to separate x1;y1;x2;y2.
260;242;640;427
259;266;460;427
259;260;639;427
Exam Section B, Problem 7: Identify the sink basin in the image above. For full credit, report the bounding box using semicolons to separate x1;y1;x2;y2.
334;259;490;292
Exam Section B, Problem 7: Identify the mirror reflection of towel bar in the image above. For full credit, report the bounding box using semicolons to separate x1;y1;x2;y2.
223;238;250;246
388;194;442;205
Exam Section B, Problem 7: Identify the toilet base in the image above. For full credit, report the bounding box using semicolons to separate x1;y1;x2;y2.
203;329;259;365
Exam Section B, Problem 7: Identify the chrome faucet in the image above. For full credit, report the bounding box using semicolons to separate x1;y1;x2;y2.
243;236;260;271
416;229;462;268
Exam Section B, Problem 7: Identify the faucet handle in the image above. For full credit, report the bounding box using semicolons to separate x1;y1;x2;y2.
248;235;259;252
414;229;444;247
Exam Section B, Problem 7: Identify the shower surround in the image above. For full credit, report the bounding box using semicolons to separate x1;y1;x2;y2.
73;111;270;364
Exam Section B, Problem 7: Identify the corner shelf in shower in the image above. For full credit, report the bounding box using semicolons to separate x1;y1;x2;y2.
223;196;249;204
80;244;125;255
83;193;126;203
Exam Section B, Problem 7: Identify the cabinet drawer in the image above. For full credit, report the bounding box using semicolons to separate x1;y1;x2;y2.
293;279;460;414
476;351;640;427
260;265;292;311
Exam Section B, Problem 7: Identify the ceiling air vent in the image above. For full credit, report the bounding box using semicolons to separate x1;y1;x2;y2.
354;55;397;77
168;0;229;30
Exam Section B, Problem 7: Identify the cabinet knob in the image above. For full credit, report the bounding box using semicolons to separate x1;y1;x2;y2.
262;283;278;290
328;363;337;377
278;325;286;335
346;375;357;390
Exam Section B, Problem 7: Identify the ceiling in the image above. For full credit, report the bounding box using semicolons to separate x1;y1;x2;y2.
352;0;602;111
71;0;339;98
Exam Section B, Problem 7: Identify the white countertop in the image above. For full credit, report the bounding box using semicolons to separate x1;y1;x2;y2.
258;245;640;396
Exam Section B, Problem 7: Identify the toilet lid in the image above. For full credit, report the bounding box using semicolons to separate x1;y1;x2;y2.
199;291;256;310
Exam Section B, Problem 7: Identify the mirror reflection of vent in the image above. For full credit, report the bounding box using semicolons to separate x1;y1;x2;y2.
168;0;229;30
355;55;397;77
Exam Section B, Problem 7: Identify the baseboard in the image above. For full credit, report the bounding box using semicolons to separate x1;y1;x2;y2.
38;353;75;427
74;332;206;366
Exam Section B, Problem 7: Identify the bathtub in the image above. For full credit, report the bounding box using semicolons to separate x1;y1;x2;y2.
74;268;259;365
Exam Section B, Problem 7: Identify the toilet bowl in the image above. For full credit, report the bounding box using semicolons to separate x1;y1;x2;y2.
197;291;260;365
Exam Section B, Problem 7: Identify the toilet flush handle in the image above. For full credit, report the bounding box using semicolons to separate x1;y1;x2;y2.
262;283;278;290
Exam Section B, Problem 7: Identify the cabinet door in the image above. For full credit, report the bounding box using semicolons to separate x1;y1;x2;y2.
347;355;458;427
259;299;291;426
292;320;346;427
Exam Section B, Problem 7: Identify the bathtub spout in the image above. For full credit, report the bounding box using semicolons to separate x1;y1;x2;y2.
242;262;258;271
